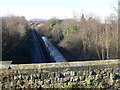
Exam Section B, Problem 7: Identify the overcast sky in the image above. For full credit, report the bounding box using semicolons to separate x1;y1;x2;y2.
0;0;118;20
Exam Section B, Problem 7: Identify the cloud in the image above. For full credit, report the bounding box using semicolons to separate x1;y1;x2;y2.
0;6;115;20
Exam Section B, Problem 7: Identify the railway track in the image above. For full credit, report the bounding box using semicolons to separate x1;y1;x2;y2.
31;29;52;63
31;29;66;63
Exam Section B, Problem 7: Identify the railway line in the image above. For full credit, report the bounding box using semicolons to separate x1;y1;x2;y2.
31;29;52;63
31;29;66;63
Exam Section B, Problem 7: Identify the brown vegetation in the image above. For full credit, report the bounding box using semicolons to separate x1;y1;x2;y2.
37;14;120;61
2;16;32;63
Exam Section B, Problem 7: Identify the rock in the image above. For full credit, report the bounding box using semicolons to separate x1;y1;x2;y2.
41;72;49;79
95;74;102;80
45;79;51;84
110;73;114;80
70;71;77;76
63;77;70;83
82;71;89;76
38;81;44;85
73;76;80;82
91;75;96;80
3;82;10;89
97;82;104;88
80;76;85;81
113;74;120;80
63;71;76;77
9;81;14;87
70;77;73;82
18;74;22;79
58;73;64;78
50;79;53;84
59;78;63;83
86;76;92;85
9;75;14;81
108;79;114;86
0;75;3;82
90;70;97;75
0;82;2;90
115;82;120;88
8;66;12;70
57;78;60;83
51;72;55;77
3;77;8;82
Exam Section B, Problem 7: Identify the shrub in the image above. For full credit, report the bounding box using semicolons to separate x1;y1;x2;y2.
37;14;120;61
2;16;32;63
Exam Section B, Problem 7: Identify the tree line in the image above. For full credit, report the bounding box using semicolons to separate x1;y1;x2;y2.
2;16;32;63
37;14;119;61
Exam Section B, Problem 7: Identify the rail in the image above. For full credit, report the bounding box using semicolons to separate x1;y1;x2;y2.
31;29;66;63
31;30;52;63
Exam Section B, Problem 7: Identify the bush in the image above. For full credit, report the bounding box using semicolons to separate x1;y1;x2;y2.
37;18;63;42
37;14;120;61
60;15;119;60
60;19;78;37
2;16;32;63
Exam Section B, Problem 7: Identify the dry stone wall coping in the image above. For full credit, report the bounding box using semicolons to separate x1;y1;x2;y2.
8;59;120;70
0;59;120;89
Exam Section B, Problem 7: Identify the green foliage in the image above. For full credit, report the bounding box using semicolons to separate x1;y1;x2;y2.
60;19;78;37
51;24;64;42
49;21;56;30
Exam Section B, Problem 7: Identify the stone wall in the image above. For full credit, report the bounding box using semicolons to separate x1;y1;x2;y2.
0;59;120;89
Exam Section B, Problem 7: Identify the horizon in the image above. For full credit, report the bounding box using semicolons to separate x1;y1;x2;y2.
0;0;118;20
